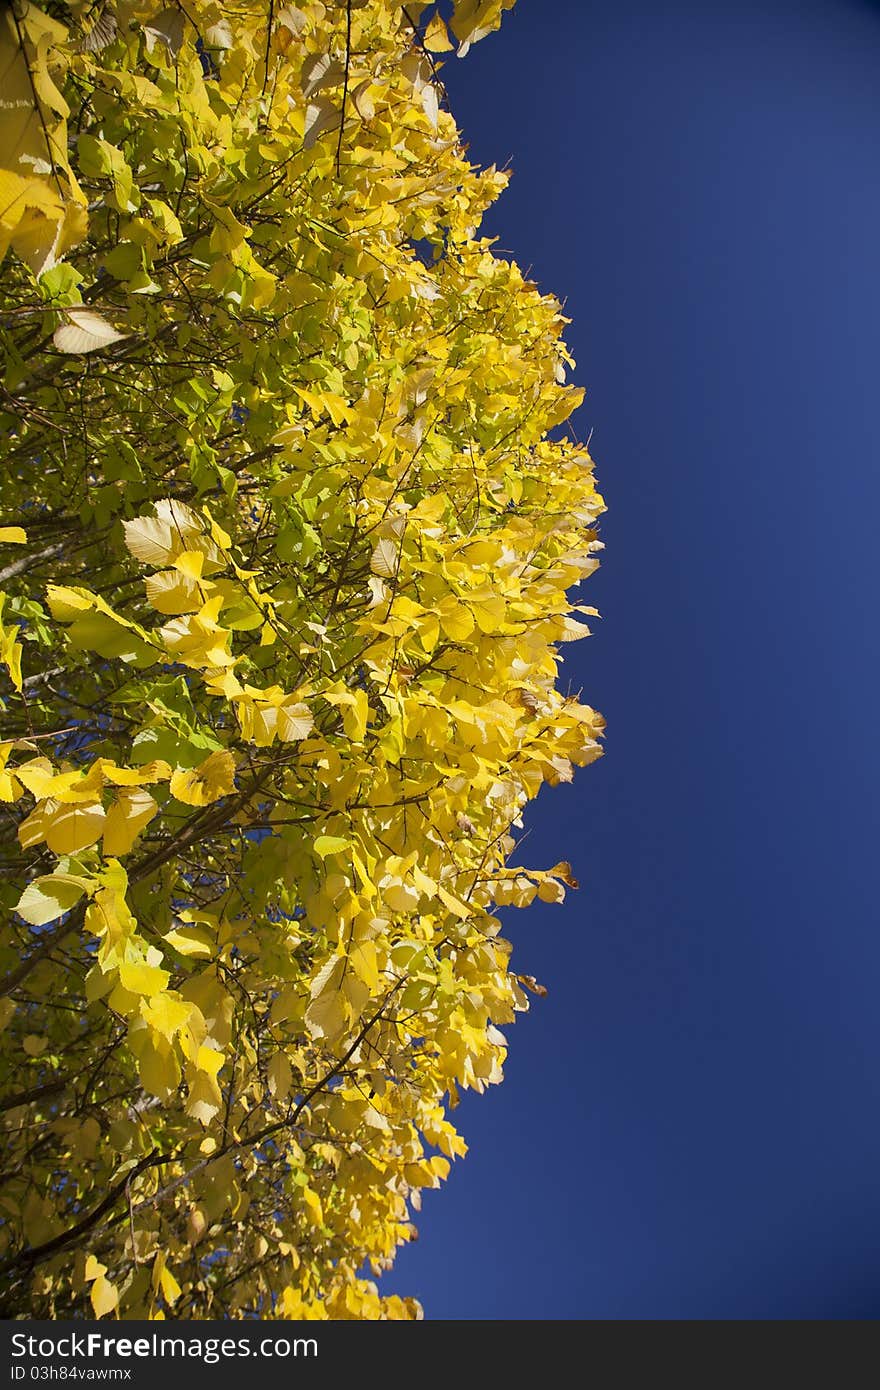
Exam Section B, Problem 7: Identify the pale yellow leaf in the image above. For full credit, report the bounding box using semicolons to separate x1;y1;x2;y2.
268;1050;292;1101
277;701;313;742
301;52;345;100
54;308;126;355
144;7;185;55
15;874;87;925
186;1068;222;1125
305;956;346;1040
303;97;341;150
370;537;398;579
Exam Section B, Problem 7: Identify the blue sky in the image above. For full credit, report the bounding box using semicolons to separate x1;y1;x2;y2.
381;0;880;1319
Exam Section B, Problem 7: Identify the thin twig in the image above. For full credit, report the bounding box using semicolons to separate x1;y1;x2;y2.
335;0;352;176
260;0;275;100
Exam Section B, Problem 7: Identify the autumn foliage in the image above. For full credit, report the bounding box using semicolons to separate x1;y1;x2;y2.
0;0;604;1318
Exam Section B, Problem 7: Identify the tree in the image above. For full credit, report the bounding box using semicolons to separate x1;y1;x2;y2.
0;0;605;1319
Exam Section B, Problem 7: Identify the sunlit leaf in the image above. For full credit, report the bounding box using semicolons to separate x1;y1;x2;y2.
53;307;127;354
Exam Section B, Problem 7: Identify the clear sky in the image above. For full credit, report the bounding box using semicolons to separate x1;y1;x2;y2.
380;0;880;1319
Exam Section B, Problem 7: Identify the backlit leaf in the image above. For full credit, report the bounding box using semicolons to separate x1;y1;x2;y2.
169;750;235;806
103;788;158;855
15;874;88;926
53;307;127;354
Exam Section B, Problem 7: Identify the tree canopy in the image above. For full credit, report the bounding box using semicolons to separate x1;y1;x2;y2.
0;0;604;1319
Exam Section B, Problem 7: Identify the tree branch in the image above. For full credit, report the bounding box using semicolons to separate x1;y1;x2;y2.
0;540;66;586
0;1149;162;1278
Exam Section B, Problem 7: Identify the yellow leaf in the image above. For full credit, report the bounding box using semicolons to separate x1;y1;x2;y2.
351;940;379;992
418;612;440;653
118;956;170;998
294;383;349;423
313;834;349;858
186;1068;222;1126
0;591;23;691
436;596;474;642
44;585;93;620
0;742;21;802
0;527;26;544
433;889;469;922
103;788;158;855
469;592;507;634
43;800;106;854
423;13;454;51
133;1034;180;1099
145;197;183;244
186;1208;207;1246
90;1274;118;1318
170;750;236;806
351;79;377;121
174;549;205;579
301;1187;323;1228
450;0;516;51
268;1050;292;1100
158;1265;181;1306
303;97;342;150
202;508;232;551
549;860;579;888
341;688;369;741
163;923;214;959
15;758;99;803
101;760;171;787
141;992;191;1042
557;614;592;641
144;569;203;615
123;514;179;567
124;500;223;571
196;1044;224;1078
16;799;51;850
305;955;346;1041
